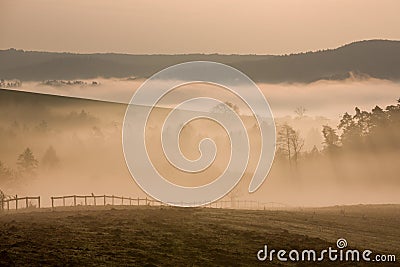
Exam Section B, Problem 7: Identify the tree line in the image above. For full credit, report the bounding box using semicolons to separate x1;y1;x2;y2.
276;98;400;165
0;146;59;187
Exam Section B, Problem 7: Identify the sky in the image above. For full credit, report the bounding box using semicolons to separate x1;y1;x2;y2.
1;0;400;54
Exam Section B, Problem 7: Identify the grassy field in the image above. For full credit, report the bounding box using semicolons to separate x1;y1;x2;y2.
0;205;399;266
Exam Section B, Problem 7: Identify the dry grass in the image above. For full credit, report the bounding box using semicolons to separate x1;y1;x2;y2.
0;205;399;266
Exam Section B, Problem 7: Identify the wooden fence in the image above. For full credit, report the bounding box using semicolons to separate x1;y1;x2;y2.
50;195;164;209
0;195;41;211
0;193;291;211
49;196;290;210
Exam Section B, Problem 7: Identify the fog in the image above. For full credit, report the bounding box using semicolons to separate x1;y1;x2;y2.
12;76;400;118
1;78;400;207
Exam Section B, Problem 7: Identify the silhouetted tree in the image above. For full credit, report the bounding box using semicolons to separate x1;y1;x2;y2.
338;112;362;149
17;148;38;175
386;98;400;124
322;125;340;154
385;99;400;149
351;107;371;143
277;124;304;166
334;99;400;151
277;124;294;164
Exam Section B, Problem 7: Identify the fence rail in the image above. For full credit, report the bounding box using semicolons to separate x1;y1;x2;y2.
50;195;165;209
0;193;291;212
50;195;290;210
0;195;40;211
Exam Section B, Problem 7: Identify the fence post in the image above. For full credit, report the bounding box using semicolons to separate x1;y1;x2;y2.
129;197;132;206
38;196;40;208
112;195;114;205
73;195;76;206
137;197;139;206
94;196;96;206
122;196;124;205
62;197;65;207
145;197;148;205
7;200;9;211
84;196;87;206
26;197;28;208
103;195;106;206
51;197;54;209
15;195;18;210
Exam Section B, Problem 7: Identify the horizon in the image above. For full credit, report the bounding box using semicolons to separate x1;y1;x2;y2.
2;39;400;56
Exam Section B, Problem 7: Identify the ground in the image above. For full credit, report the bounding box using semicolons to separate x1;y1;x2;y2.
0;205;399;266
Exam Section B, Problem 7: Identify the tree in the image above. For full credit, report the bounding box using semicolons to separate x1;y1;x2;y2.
42;146;60;170
17;148;38;174
290;129;304;165
385;99;400;149
338;112;362;149
332;99;400;151
386;99;400;123
277;124;304;166
277;124;294;163
353;107;371;136
322;125;340;154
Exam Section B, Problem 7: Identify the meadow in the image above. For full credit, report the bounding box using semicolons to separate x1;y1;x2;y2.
0;205;398;266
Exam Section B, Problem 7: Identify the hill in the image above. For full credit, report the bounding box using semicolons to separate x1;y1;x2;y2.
1;40;400;83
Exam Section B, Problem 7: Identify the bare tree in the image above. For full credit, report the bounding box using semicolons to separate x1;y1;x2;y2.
277;124;304;167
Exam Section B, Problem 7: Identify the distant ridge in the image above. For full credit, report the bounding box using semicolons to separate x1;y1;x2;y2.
1;40;399;83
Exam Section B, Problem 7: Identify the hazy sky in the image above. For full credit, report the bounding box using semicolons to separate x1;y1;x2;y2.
1;0;400;54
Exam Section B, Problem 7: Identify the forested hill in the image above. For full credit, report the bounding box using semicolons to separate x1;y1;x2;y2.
1;40;399;83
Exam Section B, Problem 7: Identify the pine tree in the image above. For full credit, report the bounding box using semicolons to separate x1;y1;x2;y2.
17;148;39;174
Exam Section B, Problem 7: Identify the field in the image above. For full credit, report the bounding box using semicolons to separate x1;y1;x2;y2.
0;205;399;266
